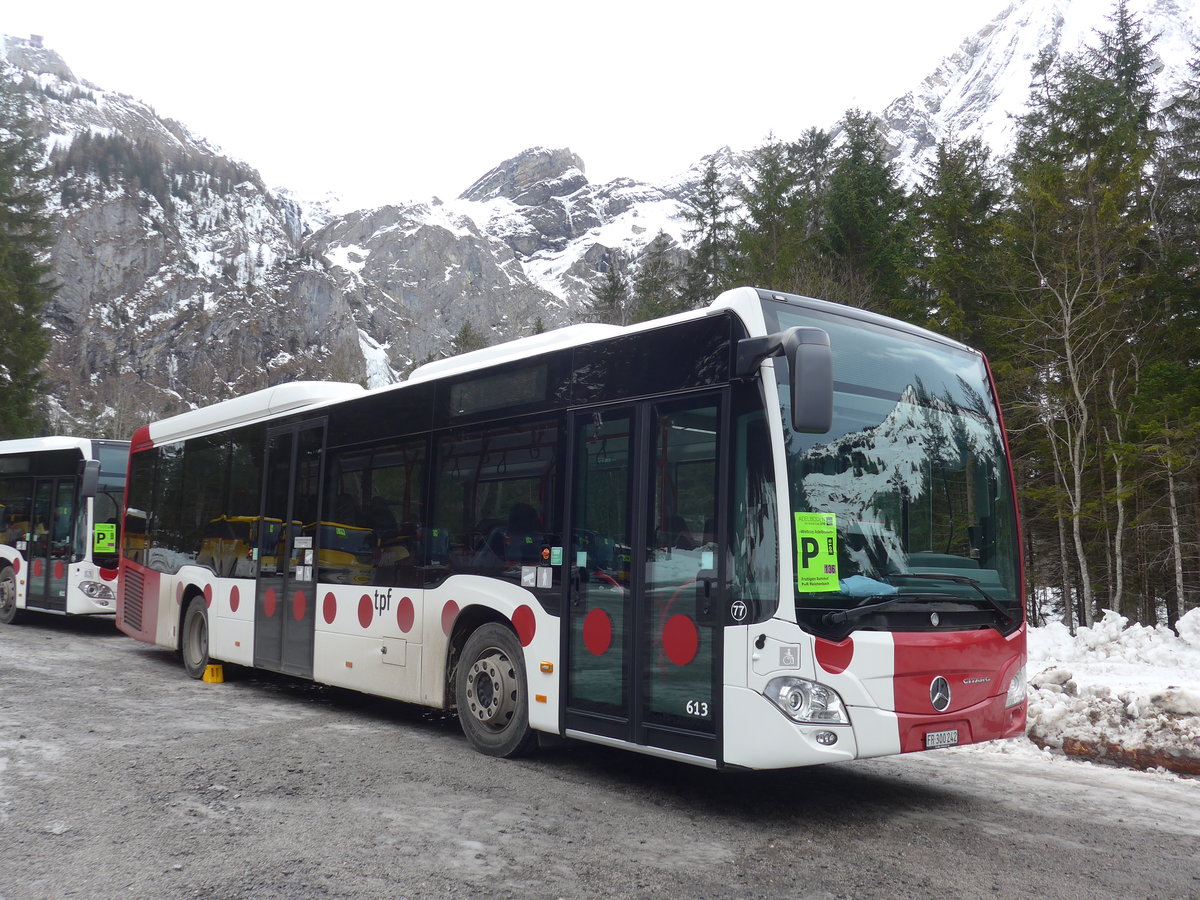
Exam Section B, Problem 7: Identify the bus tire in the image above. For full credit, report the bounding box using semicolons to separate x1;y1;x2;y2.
455;622;536;758
0;566;23;625
181;595;210;679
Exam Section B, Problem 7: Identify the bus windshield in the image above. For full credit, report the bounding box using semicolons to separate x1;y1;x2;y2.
769;302;1021;636
92;440;129;567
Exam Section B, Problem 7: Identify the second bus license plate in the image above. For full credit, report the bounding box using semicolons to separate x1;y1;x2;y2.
925;729;959;749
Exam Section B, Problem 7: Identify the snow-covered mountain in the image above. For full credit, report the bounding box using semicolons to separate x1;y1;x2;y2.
882;0;1200;185
3;0;1198;433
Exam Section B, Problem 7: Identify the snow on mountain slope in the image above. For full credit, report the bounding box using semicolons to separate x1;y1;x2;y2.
882;0;1200;185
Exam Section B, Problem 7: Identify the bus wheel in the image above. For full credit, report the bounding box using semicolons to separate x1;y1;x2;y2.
0;567;22;625
181;595;210;679
455;623;536;758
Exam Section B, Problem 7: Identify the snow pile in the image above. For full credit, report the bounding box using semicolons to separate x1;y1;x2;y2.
1026;609;1200;771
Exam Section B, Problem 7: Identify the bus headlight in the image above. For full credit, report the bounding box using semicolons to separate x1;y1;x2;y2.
79;581;115;602
765;676;849;725
1005;664;1027;708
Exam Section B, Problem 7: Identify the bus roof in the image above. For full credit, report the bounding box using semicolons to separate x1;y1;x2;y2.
406;323;624;383
0;436;127;458
403;288;770;385
136;381;365;449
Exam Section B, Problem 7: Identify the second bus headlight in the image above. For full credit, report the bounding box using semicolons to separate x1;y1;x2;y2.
79;580;115;601
765;676;849;725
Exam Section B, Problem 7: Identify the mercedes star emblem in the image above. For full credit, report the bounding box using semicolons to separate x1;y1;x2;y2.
930;676;952;712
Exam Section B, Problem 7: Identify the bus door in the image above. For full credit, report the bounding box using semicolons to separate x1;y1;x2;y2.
27;478;76;612
565;395;726;762
255;420;326;678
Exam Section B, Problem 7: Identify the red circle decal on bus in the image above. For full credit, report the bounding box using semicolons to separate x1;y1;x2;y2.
440;600;459;636
396;596;415;633
203;584;213;608
54;561;65;580
663;614;699;666
263;588;277;618
32;559;42;578
582;608;612;656
358;594;373;629
99;567;117;582
293;590;306;621
814;636;854;674
229;585;240;613
176;582;184;605
323;592;337;624
512;605;536;646
11;558;19;575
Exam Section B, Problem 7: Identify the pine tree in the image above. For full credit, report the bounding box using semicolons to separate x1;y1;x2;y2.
912;136;1005;347
631;233;684;322
680;157;736;309
452;320;488;354
1151;52;1200;347
787;127;834;244
819;109;915;319
588;250;633;325
733;136;803;287
0;66;53;437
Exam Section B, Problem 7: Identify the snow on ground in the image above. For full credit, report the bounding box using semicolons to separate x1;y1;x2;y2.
952;608;1200;778
1025;608;1200;762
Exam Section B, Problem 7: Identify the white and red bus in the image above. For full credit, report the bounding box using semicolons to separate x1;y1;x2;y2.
0;437;129;624
116;287;1026;768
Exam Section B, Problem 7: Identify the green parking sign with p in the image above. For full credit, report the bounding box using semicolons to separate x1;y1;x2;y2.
794;512;839;592
93;523;117;555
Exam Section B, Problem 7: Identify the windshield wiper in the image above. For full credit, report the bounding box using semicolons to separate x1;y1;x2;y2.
820;573;1019;629
821;593;948;627
885;573;1020;625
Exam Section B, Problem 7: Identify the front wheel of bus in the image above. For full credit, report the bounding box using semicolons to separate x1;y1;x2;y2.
455;623;536;758
0;567;22;625
181;595;210;679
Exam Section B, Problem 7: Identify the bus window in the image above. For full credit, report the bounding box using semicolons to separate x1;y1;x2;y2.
322;440;428;588
431;420;559;589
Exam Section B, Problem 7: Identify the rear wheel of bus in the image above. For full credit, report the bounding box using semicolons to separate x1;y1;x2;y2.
181;595;210;679
455;622;536;758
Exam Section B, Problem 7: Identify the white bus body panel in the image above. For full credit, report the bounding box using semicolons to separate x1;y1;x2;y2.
722;686;858;768
150;568;561;735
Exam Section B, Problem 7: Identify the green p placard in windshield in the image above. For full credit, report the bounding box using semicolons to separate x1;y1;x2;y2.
93;523;117;555
795;512;838;592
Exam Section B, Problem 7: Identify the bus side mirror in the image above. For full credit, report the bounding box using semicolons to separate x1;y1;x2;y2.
79;459;101;500
784;328;832;434
735;326;832;434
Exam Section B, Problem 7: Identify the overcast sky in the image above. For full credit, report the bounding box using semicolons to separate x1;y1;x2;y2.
5;0;1010;210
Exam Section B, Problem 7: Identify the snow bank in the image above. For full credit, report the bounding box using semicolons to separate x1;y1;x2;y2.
1026;609;1200;773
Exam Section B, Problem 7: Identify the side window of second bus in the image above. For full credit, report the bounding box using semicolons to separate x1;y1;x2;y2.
124;451;156;565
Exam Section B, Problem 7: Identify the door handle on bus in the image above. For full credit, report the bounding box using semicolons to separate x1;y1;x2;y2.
696;570;716;616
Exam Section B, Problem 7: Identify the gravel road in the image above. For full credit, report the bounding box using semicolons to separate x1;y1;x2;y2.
2;615;1198;900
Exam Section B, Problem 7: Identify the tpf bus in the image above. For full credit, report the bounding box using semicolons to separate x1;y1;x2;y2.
0;437;129;624
116;287;1026;768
